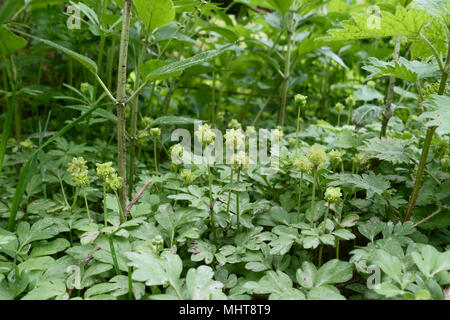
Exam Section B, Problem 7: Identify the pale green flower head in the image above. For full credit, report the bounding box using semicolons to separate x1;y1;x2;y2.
352;153;362;165
246;126;255;134
217;111;225;122
293;155;313;174
272;128;283;142
231;151;250;170
150;127;161;138
80;82;90;94
180;169;196;185
441;155;450;170
195;123;216;146
19;139;33;150
68;157;88;176
328;149;343;166
294;94;307;107
228;119;241;130
308;145;327;168
96;162;115;181
170;143;184;165
224;128;245;149
325;187;342;203
73;172;91;188
334;103;345;113
345;95;356;108
141;116;153;128
105;173;123;191
367;80;376;89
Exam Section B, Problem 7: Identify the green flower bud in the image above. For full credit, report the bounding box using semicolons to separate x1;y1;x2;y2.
328;149;343;166
246;126;256;134
180;169;196;185
441;155;450;171
228;119;242;130
308;145;327;168
272;128;283;142
352;153;362;166
367;80;376;89
96;162;115;181
19;139;33;150
80;82;90;94
170;143;184;165
68;157;88;176
105;173;123;191
216;111;225;122
150;127;161;138
195;123;216;146
325;187;342;203
345;95;356;108
225;128;245;149
141;116;153;128
293;155;313;174
73;172;91;188
231;151;250;170
334;103;345;114
294;94;308;107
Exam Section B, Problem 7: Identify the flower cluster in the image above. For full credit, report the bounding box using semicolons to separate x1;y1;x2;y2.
308;145;327;168
68;157;91;188
328;149;343;167
345;95;356;108
80;82;90;94
170;143;184;165
272;128;283;142
293;155;313;174
180;169;196;185
325;187;342;203
334;103;345;114
231;151;250;170
228;119;241;130
224;128;245;150
150;127;161;138
96;162;122;191
294;94;307;107
195;123;216;146
19;139;33;150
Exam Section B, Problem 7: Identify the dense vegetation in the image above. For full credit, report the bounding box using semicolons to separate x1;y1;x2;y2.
0;0;449;300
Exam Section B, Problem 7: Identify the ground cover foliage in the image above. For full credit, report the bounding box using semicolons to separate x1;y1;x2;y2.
0;0;449;300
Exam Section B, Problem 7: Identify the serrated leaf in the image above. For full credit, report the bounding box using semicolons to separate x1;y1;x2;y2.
372;249;403;284
359;137;411;164
185;265;226;300
328;172;391;198
352;104;382;126
315;259;353;287
418;94;450;134
322;7;429;41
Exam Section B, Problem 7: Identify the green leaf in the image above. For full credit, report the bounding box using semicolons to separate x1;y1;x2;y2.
418;94;450;135
359;137;412;164
151;116;198;126
266;0;294;13
141;59;182;82
357;217;385;242
244;270;293;296
322;7;429;41
416;0;450;17
328;172;391;198
0;27;27;55
307;285;346;300
133;0;175;31
352;104;382;126
315;259;353;287
185;265;226;300
126;249;182;291
374;282;405;298
296;261;317;289
30;239;70;257
13;29;97;74
144;45;232;82
411;244;450;278
21;280;66;300
332;229;356;240
0;0;22;25
372;249;403;284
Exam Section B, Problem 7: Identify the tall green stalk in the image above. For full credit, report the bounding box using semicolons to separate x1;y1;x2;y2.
278;10;293;126
309;169;318;227
115;0;133;215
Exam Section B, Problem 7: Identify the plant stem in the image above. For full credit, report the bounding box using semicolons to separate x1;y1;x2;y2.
297;172;303;222
206;151;216;242
236;169;241;231
380;37;401;138
103;184;107;227
71;187;78;212
310;168;318;227
128;266;133;300
226;168;234;217
114;190;126;223
318;245;323;267
109;235;121;275
153;138;159;175
83;188;91;222
115;0;133;215
278;10;293;126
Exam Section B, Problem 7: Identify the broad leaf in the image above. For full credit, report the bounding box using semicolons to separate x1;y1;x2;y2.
133;0;175;31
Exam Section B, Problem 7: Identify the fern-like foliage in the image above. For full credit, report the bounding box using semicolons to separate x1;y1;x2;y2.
358;137;412;164
328;172;391;199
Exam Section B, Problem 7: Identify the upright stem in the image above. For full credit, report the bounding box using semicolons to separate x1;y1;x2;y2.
380;37;401;138
83;188;91;222
116;0;133;215
278;11;293;126
226;168;234;217
206;151;216;242
236;169;241;231
103;184;108;227
310;169;318;227
296;172;303;222
153;138;159;175
404;44;449;221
